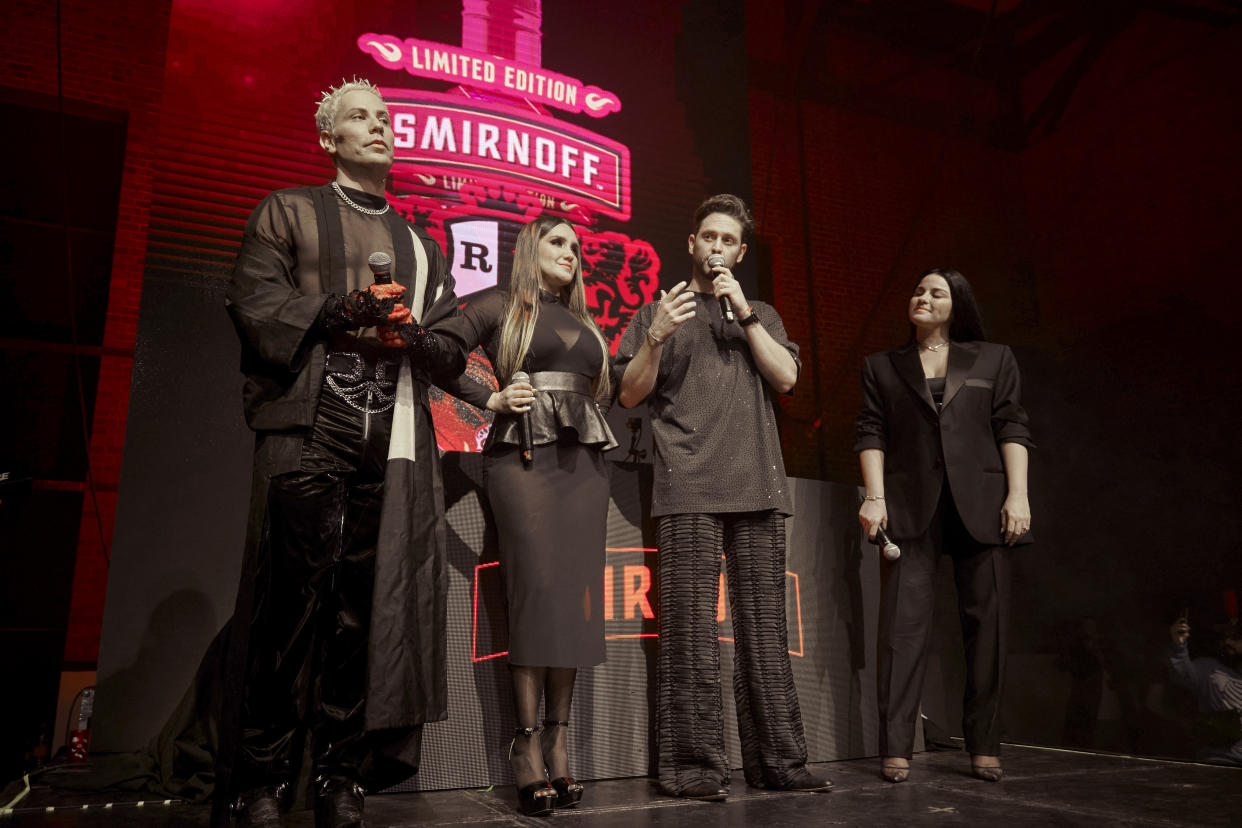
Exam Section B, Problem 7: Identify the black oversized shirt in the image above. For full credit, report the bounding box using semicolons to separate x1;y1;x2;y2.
615;293;800;517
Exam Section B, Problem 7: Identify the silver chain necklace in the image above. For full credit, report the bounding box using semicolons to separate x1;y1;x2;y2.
331;181;390;216
919;340;950;352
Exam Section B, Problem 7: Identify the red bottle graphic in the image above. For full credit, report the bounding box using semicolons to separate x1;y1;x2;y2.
368;1;659;450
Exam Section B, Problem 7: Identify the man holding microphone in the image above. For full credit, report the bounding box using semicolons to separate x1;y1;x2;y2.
616;194;831;801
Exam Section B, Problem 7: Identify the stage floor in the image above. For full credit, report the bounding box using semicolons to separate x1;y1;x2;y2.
5;743;1240;826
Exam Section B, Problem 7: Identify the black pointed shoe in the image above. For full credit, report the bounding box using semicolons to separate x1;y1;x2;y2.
314;776;366;828
677;781;728;801
778;767;834;792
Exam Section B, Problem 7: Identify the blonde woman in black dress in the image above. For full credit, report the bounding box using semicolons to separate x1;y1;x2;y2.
441;216;616;815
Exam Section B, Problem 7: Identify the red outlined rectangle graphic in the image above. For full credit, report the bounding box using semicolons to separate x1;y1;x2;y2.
471;561;507;662
470;548;805;662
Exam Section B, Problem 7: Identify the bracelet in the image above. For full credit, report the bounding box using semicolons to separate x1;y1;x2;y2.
646;330;665;346
864;495;885;501
739;307;760;327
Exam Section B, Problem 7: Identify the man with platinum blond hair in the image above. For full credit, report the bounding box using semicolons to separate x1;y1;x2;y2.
217;78;464;828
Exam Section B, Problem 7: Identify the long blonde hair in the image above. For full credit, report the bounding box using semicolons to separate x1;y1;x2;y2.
495;217;611;401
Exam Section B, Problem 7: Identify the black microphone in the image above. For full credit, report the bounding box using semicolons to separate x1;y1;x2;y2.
368;250;420;341
707;254;735;323
511;370;535;465
873;525;901;561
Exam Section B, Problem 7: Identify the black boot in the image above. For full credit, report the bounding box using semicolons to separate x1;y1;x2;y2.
234;786;282;827
314;776;366;828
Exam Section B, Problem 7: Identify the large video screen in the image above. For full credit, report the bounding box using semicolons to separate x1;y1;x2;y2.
143;0;752;451
95;1;845;784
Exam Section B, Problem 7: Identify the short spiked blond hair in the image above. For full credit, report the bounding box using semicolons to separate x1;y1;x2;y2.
315;78;384;134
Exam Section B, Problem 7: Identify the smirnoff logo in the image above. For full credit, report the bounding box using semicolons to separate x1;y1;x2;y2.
383;88;630;221
364;2;650;452
358;33;622;118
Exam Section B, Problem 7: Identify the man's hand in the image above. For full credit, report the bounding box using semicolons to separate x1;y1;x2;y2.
377;316;450;369
377;304;413;348
349;283;405;322
488;378;537;414
618;281;695;409
648;281;696;342
369;282;406;302
323;283;408;330
1170;617;1190;646
709;263;748;318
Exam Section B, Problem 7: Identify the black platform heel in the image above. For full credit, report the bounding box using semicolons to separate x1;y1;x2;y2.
541;719;584;808
509;726;556;816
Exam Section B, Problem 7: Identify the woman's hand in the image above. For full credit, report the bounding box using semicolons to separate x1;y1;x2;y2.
859;498;888;542
1000;492;1031;545
487;378;537;414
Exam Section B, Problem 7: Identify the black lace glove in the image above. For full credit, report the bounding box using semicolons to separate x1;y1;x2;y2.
393;324;439;363
389;323;463;378
320;289;397;331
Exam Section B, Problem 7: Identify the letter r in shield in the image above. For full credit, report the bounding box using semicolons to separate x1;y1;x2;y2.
448;219;499;295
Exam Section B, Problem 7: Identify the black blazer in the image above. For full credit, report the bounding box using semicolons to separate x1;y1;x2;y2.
854;341;1034;545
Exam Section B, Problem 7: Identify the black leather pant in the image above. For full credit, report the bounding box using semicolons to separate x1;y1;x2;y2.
655;511;809;794
236;386;392;791
876;483;1011;758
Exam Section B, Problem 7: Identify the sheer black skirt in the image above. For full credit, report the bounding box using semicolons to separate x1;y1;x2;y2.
484;439;609;668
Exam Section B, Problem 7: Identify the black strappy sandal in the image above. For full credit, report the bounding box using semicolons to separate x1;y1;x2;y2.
509;726;556;816
541;719;584;808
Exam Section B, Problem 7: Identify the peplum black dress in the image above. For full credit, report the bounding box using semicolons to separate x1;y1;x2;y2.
440;287;616;667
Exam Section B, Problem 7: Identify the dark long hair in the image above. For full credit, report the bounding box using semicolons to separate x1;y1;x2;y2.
909;266;987;342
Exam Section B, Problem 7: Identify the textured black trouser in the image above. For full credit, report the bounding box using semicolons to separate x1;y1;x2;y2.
876;484;1011;758
655;511;809;793
236;389;391;792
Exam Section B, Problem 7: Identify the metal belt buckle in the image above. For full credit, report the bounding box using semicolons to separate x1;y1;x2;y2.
324;352;397;414
326;351;365;382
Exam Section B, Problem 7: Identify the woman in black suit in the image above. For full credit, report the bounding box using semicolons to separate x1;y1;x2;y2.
855;267;1034;784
